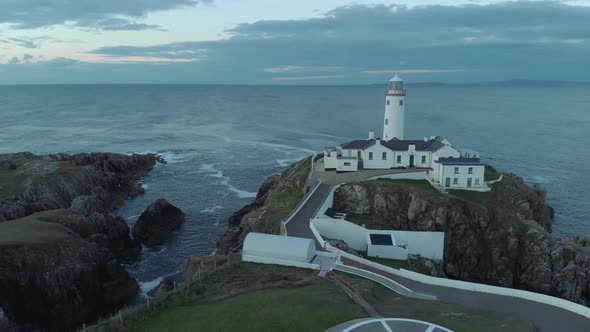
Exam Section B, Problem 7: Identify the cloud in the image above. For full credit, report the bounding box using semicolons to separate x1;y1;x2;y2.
362;69;465;74
3;1;590;84
263;66;343;73
0;0;212;30
271;75;345;81
0;37;39;49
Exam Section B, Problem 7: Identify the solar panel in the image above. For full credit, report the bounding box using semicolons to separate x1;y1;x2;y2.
370;234;393;246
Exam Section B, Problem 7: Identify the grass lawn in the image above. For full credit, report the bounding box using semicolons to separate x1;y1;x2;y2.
134;283;365;332
341;274;536;332
484;166;501;181
345;213;374;227
0;219;71;246
90;263;366;332
373;179;440;195
448;189;490;204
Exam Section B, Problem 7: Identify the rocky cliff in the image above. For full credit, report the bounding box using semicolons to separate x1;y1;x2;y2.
0;152;163;331
333;176;590;306
217;156;311;253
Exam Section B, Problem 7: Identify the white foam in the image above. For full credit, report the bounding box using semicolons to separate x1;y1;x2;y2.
200;164;257;199
276;158;300;167
133;150;194;164
201;205;224;214
139;272;178;298
141;183;149;190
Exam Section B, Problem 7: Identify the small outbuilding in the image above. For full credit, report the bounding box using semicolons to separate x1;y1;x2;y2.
242;233;316;263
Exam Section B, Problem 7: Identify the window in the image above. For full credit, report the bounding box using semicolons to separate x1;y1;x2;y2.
386;100;390;106
453;178;459;184
454;167;459;174
369;152;373;160
468;167;473;174
385;119;389;125
382;152;387;160
397;155;401;163
343;162;351;166
399;100;403;106
421;156;426;164
475;178;480;185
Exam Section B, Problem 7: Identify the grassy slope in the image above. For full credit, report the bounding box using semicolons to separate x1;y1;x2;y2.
0;160;83;199
372;179;441;195
484;165;501;181
263;157;311;233
89;263;366;332
341;274;536;332
135;283;363;332
0;218;71;246
448;189;490;204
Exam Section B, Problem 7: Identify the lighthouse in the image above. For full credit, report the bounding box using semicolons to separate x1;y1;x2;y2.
383;75;406;140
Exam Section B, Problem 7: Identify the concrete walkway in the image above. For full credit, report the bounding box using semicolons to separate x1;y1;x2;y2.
284;157;590;332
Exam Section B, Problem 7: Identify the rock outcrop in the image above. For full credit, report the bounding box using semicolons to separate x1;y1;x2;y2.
332;175;590;306
217;157;311;253
132;199;186;246
0;229;138;331
0;152;163;221
0;152;163;330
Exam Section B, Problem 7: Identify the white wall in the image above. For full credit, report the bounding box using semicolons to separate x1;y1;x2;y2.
392;231;445;260
314;217;445;260
361;141;392;169
243;233;316;263
324;149;338;170
440;164;485;189
313;217;368;251
242;254;320;270
337;158;358;172
383;95;405;140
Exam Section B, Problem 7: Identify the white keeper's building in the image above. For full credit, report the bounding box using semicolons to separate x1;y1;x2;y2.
324;75;488;191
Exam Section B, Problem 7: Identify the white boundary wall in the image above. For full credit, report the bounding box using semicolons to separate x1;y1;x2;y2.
314;217;368;251
313;217;444;260
392;231;444;260
332;250;590;319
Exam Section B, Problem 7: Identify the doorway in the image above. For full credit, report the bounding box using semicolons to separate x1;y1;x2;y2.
445;178;451;187
409;155;415;168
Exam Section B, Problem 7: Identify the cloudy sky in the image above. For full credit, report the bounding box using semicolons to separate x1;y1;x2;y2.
0;0;589;84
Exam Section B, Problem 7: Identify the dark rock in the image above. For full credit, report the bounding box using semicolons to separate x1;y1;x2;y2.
0;234;138;331
332;175;590;305
217;157;311;254
132;199;185;247
0;152;163;221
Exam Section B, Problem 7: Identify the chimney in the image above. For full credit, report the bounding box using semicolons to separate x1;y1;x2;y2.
376;138;381;145
368;130;375;140
424;137;428;142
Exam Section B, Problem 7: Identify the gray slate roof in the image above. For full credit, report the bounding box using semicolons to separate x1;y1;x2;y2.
341;138;446;152
436;157;482;165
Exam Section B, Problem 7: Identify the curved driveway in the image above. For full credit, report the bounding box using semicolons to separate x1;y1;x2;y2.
285;161;590;332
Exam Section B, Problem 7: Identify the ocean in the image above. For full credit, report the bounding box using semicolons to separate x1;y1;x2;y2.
1;83;588;295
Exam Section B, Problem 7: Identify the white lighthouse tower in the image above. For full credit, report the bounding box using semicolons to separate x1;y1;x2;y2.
383;75;406;140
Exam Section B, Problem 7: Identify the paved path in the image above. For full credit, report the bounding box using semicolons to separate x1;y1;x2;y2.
285;183;332;247
286;158;590;331
340;257;590;332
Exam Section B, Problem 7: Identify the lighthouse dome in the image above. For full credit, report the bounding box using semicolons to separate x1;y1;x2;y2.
389;74;403;82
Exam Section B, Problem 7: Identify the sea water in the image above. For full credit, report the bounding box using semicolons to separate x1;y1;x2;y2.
1;83;588;291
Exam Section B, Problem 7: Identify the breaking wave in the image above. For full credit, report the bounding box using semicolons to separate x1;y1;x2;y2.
200;164;257;199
